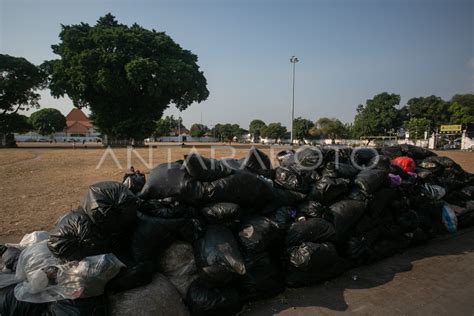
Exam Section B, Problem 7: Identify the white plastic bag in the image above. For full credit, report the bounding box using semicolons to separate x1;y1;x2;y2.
5;231;50;249
14;248;124;303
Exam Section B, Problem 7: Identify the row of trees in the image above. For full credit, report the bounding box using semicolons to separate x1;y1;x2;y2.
1;14;473;145
0;108;66;137
353;92;474;139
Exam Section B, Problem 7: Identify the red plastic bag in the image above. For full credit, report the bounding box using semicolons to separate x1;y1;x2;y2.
391;156;416;173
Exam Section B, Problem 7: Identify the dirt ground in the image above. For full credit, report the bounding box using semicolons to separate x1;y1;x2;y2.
0;147;472;243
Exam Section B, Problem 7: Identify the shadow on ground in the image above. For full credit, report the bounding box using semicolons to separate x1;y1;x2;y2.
243;228;474;315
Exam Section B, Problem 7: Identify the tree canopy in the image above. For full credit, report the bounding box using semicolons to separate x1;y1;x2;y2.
190;123;209;138
353;92;402;137
404;95;449;130
153;115;184;137
0;113;32;135
43;14;209;141
293;117;314;141
261;122;287;140
310;117;348;140
0;54;46;116
249;119;266;142
449;94;474;124
29;108;66;136
212;123;243;141
405;117;430;140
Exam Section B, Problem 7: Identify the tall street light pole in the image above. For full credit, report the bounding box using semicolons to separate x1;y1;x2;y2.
290;56;299;145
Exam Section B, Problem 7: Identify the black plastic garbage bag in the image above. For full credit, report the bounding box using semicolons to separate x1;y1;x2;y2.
286;242;345;287
194;225;246;286
298;200;329;218
328;200;366;242
276;150;295;166
274;166;312;193
48;210;113;261
354;169;388;195
294;147;324;168
81;181;139;236
186;279;242;316
122;173;146;194
139;162;204;203
400;144;436;160
237;215;282;254
461;186;474;199
204;173;274;207
242;147;273;178
238;252;284;301
138;198;196;218
184;154;233;182
201;203;241;224
419;156;458;174
270;206;298;229
380;145;403;159
0;285;48;316
352;147;378;167
309;177;349;204
46;295;108;316
286;218;337;246
370;155;391;172
129;211;197;262
106;261;154;293
416;168;434;180
1;247;20;271
322;162;359;179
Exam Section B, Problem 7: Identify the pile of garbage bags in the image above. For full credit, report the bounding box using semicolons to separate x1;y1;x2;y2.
1;144;474;315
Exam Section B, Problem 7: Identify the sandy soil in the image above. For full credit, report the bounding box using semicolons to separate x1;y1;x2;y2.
0;147;472;243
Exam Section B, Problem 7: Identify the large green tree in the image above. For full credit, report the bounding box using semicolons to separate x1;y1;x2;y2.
405;117;431;141
261;122;287;140
293;117;314;141
449;94;474;124
404;95;449;130
190;123;209;138
0;113;32;135
29;108;66;136
353;92;402;137
0;54;46;116
153;115;184;137
212;123;243;141
249;119;266;142
43;14;209;141
310;117;348;140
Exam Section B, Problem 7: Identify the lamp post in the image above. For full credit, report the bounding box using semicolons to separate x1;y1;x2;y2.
290;56;299;145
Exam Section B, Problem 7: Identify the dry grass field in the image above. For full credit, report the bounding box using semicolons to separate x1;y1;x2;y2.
0;146;472;243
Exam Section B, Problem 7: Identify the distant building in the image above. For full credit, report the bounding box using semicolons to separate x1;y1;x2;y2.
15;108;101;142
65;108;95;137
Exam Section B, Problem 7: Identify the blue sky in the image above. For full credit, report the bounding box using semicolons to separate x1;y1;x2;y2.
1;0;473;129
